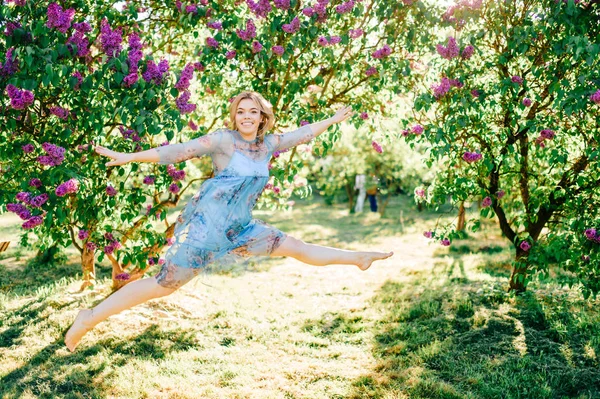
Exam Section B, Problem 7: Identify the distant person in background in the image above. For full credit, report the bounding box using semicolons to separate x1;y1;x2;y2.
366;174;379;212
354;173;366;213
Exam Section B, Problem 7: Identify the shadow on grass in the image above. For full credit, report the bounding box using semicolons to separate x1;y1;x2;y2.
0;320;200;399
347;279;600;399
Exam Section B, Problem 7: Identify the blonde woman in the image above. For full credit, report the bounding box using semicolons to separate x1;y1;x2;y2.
65;91;393;351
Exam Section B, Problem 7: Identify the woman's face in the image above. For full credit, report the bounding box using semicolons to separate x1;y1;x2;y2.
235;98;263;136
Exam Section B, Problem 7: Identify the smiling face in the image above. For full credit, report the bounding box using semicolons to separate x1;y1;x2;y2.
235;98;263;136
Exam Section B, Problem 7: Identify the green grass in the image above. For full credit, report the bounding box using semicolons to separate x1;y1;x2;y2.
1;195;599;398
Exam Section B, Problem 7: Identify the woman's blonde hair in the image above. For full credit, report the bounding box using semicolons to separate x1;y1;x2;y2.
228;91;275;143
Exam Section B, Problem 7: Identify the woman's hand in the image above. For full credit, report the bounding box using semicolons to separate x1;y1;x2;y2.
94;145;133;167
330;105;354;125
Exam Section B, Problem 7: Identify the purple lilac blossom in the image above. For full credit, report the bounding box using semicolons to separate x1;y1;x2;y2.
99;18;123;58
371;140;383;153
236;19;257;41
462;151;482;163
46;3;75;33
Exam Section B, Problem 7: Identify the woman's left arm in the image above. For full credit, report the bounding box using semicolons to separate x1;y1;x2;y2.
270;106;354;151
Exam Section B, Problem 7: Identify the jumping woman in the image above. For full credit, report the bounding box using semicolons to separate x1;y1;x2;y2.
65;91;394;351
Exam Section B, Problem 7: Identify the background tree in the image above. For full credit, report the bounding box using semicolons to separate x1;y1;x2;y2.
406;0;600;296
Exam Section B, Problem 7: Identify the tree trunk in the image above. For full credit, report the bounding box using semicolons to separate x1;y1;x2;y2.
457;202;466;231
80;245;96;291
508;248;528;293
345;182;355;213
379;194;391;217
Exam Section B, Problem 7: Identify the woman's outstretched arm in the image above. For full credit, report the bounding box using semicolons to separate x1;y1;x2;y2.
271;105;353;151
95;130;226;166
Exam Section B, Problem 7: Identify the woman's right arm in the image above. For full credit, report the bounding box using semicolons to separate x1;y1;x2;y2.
95;130;225;166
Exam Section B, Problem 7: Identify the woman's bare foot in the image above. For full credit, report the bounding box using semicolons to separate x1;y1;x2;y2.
65;309;94;352
356;251;394;271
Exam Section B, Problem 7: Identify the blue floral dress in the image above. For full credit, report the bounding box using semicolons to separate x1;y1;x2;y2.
153;125;314;289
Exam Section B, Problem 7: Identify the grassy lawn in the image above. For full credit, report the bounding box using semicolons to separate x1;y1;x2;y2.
1;196;599;399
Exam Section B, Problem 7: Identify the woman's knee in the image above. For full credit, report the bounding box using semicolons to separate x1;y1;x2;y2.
273;236;307;258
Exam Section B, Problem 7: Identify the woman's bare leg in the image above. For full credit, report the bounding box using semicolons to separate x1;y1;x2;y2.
271;236;393;270
65;277;176;352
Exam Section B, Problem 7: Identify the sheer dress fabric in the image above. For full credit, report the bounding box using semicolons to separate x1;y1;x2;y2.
153;125;314;289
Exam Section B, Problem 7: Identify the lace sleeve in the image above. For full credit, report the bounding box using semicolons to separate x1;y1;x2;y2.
156;130;225;165
268;125;315;152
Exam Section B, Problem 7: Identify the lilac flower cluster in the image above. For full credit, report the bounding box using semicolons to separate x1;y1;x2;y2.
50;106;69;120
274;0;290;9
313;0;330;22
78;229;89;240
103;233;122;255
462;151;482;163
590;90;600;104
441;239;451;246
176;91;196;114
115;273;130;280
252;41;263;53
22;144;35;153
67;22;91;57
511;75;523;85
336;0;355;14
348;29;364;39
38;142;66;166
360;112;369;120
99;18;123;58
206;37;219;48
461;45;474;60
449;79;464;88
167;165;186;181
168;183;180;194
415;188;426;198
106;185;117;196
123;33;144;87
436;37;460;60
496;190;505;199
29;178;42;188
207;21;223;30
519;241;531;251
431;77;451;98
185;5;197;13
175;63;195;91
365;66;378;77
4;21;20;37
22;216;44;229
423;231;433;238
72;71;83;90
237;19;257;41
247;0;272;18
585;228;600;243
282;17;300;34
226;50;237;59
522;97;532;107
482;196;492;207
412;124;424;135
7;202;31;220
371;140;383;153
46;3;75;33
6;84;34;110
1;48;18;77
271;45;284;56
142;59;169;84
188;120;198;131
442;0;482;26
143;175;155;185
55;178;79;197
535;129;555;148
372;44;392;59
86;242;97;251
